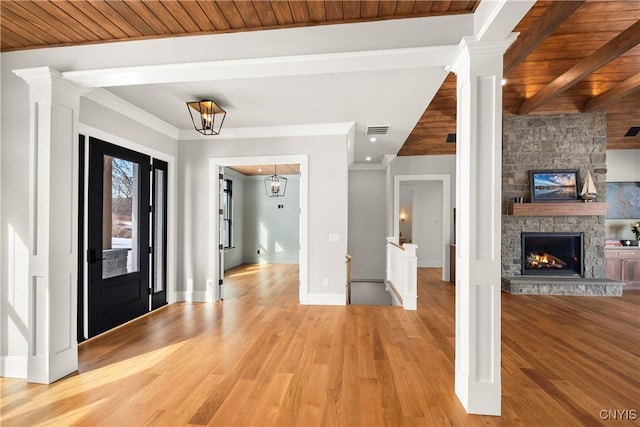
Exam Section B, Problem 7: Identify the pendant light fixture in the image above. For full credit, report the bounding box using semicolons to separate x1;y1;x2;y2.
265;165;287;197
186;100;226;135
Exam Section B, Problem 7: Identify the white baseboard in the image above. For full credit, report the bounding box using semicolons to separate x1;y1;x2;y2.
175;290;215;303
1;355;28;379
418;259;442;268
304;293;346;306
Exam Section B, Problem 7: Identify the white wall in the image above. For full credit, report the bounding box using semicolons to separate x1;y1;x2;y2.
178;134;349;305
243;176;300;265
405;181;444;267
348;170;387;280
1;67;31;373
605;149;640;240
223;168;245;270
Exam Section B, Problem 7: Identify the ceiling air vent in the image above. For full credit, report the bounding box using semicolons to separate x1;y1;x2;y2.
366;125;390;136
624;126;640;137
446;133;456;143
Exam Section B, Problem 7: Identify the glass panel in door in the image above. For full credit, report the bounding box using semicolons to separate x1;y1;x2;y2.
102;156;140;279
151;159;168;310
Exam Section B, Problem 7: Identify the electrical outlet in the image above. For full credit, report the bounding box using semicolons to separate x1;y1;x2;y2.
322;277;329;287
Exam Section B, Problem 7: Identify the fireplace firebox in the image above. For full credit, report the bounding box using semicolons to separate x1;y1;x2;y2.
521;232;584;277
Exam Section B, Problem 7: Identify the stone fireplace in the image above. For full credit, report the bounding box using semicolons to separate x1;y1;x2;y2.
521;232;583;277
501;112;623;296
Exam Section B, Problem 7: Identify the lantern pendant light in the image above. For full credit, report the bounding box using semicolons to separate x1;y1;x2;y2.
265;165;287;197
186;100;226;135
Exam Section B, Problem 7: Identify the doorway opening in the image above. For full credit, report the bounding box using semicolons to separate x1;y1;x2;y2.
210;155;308;304
393;174;452;282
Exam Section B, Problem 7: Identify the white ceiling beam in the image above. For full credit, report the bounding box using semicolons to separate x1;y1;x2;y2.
62;46;460;88
474;0;536;42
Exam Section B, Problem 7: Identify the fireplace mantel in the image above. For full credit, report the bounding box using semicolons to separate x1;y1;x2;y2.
508;202;606;216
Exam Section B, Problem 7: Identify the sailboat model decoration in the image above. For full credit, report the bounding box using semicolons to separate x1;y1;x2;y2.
580;172;597;202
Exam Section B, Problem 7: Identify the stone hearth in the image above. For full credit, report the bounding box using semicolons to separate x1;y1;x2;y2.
502;276;624;296
502;113;609;296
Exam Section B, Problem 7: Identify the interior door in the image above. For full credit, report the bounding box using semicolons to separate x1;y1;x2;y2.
151;159;168;310
87;137;150;337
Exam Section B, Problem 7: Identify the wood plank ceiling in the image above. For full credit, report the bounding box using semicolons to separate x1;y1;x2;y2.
401;0;640;155
228;164;300;176
2;0;639;157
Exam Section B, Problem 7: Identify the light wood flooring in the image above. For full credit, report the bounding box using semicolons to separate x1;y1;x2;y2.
2;264;639;426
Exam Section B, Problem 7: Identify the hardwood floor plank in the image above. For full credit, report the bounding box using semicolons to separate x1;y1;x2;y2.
2;263;639;426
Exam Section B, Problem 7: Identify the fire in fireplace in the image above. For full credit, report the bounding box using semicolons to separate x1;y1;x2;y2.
521;232;584;276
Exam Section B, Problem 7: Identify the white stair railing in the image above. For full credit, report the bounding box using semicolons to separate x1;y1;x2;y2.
386;237;418;310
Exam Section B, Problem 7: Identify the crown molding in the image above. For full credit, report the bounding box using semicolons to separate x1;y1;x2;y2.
83;88;180;140
178;122;355;141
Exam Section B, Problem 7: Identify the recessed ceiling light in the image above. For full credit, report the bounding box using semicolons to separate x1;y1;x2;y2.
501;78;507;86
369;137;377;142
624;126;640;137
365;156;372;162
258;168;262;172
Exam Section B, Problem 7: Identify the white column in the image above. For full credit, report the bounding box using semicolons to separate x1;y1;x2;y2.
13;67;85;384
450;35;516;415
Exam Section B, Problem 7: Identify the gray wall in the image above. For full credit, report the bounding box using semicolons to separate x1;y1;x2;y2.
502;112;607;278
223;170;301;269
243;176;300;265
348;170;387;280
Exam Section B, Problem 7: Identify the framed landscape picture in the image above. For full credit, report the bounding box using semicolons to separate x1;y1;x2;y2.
530;170;580;202
606;182;640;219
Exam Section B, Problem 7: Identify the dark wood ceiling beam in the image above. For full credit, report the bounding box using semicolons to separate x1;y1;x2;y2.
504;1;584;76
518;19;640;115
583;73;640;112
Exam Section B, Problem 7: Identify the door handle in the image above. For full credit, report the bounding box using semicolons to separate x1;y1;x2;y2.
89;249;106;264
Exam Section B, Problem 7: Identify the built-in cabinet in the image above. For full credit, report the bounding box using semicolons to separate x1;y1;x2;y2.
605;247;640;290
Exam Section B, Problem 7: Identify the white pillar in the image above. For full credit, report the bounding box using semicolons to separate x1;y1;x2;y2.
401;243;418;310
450;35;516;415
13;67;85;383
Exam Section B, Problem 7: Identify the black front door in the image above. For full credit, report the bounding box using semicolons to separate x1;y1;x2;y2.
87;137;150;337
